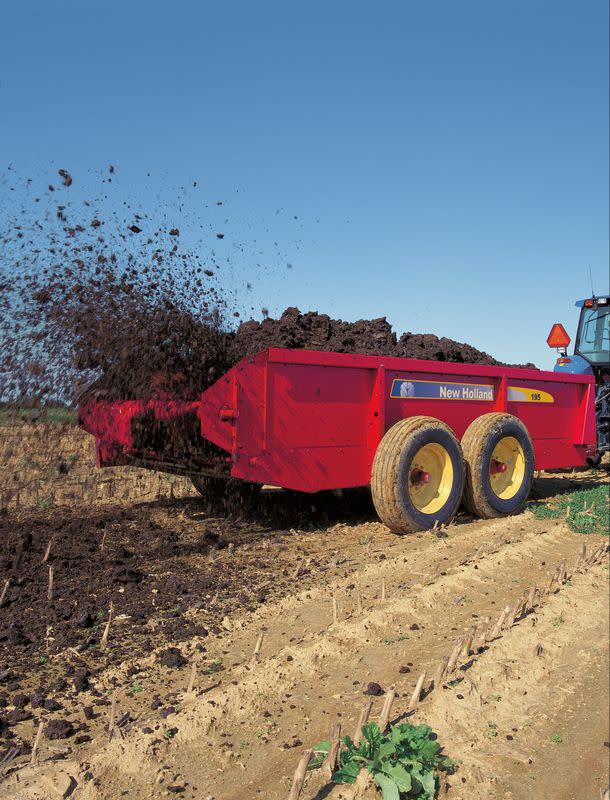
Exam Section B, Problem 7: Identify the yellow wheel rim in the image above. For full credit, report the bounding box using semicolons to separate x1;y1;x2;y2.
489;436;525;500
408;443;454;514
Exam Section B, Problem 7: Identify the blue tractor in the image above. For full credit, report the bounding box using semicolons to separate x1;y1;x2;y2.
548;295;610;466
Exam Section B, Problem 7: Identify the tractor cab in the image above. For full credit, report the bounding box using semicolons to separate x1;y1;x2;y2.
547;296;609;462
574;297;610;368
549;296;610;377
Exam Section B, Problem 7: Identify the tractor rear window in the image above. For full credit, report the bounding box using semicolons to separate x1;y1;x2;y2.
576;305;610;364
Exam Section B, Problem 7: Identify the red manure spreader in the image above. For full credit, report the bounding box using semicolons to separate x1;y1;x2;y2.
79;348;598;534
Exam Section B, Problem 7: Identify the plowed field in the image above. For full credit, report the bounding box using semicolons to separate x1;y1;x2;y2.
1;427;608;800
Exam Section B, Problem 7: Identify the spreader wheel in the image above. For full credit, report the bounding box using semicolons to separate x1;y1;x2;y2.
190;475;260;510
371;416;464;534
461;413;534;519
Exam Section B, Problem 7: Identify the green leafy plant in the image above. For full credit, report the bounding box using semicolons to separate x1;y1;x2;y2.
205;658;224;674
309;722;454;799
550;733;562;743
128;682;144;694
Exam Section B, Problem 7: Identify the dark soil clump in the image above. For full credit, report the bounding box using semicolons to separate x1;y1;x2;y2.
157;648;188;669
44;718;74;739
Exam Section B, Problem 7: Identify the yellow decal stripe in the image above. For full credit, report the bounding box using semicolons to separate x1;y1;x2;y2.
507;386;554;403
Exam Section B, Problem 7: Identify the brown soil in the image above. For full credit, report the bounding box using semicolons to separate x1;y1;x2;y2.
1;167;533;407
0;428;608;800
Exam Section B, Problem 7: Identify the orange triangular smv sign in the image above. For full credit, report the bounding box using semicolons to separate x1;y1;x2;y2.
546;323;571;349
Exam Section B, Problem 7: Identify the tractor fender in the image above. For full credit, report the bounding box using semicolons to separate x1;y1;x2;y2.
553;354;593;376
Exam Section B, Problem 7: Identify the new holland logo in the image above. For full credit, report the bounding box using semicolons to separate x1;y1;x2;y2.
390;379;494;401
390;379;555;403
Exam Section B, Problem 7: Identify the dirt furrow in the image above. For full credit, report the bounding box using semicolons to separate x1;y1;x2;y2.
5;513;600;800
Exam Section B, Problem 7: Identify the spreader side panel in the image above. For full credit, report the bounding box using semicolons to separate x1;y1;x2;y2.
229;359;377;491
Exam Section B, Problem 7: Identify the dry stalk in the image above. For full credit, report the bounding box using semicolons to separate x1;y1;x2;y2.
99;602;114;651
526;586;537;610
585;547;600;567
462;625;477;657
187;662;197;694
356;586;362;615
445;638;464;675
377;684;396;731
474;616;491;651
408;672;427;710
433;656;449;689
42;539;53;563
332;596;338;625
0;579;10;608
591;545;608;565
287;749;313;800
253;632;264;659
381;577;386;602
489;606;511;640
29;719;44;765
108;690;117;741
516;591;529;619
47;566;54;602
100;529;107;552
505;597;522;628
292;558;305;579
352;699;373;745
323;721;342;779
546;566;561;594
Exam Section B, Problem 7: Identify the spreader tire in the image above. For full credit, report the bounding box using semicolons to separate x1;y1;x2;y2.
191;475;224;497
371;416;464;534
191;475;260;509
461;413;534;519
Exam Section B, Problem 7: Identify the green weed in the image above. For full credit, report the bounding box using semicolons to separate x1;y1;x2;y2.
382;634;410;645
528;483;609;536
309;721;454;799
483;722;498;739
0;406;76;426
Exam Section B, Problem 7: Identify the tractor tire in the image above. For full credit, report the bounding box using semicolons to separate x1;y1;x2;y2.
371;416;464;535
461;413;534;519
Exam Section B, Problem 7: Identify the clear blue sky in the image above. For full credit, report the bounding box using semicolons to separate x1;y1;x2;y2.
1;0;608;369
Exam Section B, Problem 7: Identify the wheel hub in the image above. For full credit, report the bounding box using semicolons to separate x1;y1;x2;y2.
408;443;454;514
489;436;525;499
410;469;431;485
